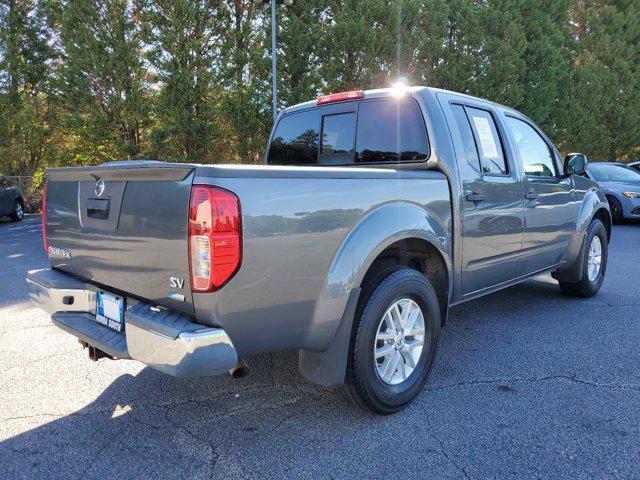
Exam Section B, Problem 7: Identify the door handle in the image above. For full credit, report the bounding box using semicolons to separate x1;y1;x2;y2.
465;191;487;204
524;189;539;200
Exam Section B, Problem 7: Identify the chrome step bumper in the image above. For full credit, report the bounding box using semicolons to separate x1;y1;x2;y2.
26;268;238;377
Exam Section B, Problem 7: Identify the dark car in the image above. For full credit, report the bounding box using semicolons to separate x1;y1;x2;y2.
0;175;24;222
582;163;640;223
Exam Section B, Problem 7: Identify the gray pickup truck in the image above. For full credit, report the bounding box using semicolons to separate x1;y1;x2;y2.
28;86;611;414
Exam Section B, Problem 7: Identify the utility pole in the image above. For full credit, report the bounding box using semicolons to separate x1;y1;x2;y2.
271;0;277;123
255;0;293;123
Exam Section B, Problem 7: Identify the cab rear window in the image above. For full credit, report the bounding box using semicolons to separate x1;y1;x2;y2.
267;109;320;165
267;98;429;166
320;112;356;165
355;100;429;163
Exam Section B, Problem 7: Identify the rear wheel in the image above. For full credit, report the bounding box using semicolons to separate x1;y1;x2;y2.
607;196;624;224
558;219;607;298
10;200;24;222
339;268;440;414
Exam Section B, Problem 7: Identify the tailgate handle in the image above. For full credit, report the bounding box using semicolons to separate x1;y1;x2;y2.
86;198;111;219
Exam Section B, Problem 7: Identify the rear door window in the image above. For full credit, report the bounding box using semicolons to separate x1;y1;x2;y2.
355;99;429;163
451;104;481;172
465;107;508;175
267;109;320;165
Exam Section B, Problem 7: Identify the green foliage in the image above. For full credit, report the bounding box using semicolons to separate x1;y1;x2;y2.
517;0;572;138
0;0;55;178
217;0;272;163
138;0;225;161
567;0;640;161
319;0;395;90
276;0;324;105
1;0;640;177
57;0;150;160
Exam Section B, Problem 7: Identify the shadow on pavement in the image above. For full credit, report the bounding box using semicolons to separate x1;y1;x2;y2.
0;350;364;479
1;221;638;479
0;276;596;479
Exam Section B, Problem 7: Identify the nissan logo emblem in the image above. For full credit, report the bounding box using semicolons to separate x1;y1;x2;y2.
94;179;106;197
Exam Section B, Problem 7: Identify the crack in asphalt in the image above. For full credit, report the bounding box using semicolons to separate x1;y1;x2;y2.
0;380;329;478
174;387;325;430
5;324;55;332
2;373;634;427
1;413;66;423
77;425;126;478
160;402;221;476
0;352;67;374
425;412;471;479
132;386;324;477
3;218;640;479
428;374;640;393
452;297;640;313
268;353;276;387
0;398;228;426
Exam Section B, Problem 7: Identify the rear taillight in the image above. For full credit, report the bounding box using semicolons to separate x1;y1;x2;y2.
189;185;241;292
42;183;48;252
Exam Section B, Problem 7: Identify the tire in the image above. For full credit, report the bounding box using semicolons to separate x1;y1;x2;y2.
9;200;24;222
607;196;624;224
339;268;440;414
558;219;607;298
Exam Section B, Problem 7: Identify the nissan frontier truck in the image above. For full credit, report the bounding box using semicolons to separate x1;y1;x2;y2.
27;86;611;414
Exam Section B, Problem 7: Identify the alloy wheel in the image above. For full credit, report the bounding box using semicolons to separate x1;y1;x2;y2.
373;298;426;386
587;235;602;282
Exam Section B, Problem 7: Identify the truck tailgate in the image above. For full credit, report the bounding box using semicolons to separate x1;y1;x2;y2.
44;162;196;314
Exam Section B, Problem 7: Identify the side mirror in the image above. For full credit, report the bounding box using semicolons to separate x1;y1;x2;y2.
564;153;588;175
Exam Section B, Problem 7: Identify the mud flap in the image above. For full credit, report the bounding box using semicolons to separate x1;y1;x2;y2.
552;228;590;283
298;288;361;387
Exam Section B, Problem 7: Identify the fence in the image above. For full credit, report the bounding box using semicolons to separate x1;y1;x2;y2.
5;176;43;214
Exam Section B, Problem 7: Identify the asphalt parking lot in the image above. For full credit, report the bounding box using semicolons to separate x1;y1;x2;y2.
1;216;638;479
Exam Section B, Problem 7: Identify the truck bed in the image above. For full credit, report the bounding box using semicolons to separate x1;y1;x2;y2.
43;161;451;356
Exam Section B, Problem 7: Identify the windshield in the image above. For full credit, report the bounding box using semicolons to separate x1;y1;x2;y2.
589;164;640;182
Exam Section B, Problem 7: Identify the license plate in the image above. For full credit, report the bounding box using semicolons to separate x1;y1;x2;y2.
96;291;124;332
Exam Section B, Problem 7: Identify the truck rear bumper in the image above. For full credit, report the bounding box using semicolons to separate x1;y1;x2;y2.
26;268;238;377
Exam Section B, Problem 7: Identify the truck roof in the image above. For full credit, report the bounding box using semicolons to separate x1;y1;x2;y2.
281;85;514;116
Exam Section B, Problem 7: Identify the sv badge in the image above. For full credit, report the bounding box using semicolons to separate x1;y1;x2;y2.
169;276;185;289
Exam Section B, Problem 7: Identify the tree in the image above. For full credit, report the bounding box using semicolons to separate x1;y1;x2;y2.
56;0;150;161
276;0;325;104
138;0;225;162
516;0;573;140
0;0;56;178
319;0;395;91
2;0;640;178
567;0;640;161
217;0;271;163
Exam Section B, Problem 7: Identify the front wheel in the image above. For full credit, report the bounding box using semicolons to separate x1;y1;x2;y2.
339;268;440;414
10;200;24;222
558;219;608;298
